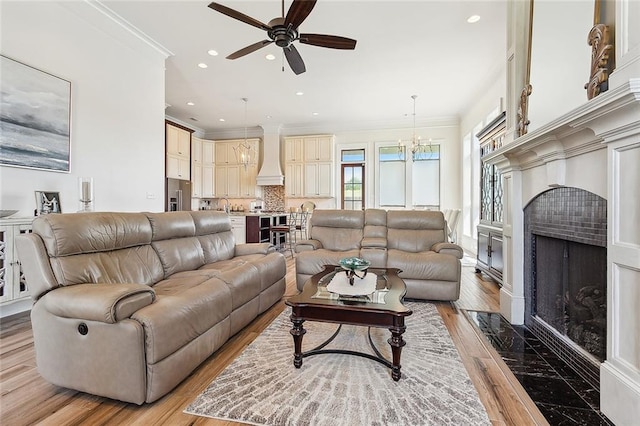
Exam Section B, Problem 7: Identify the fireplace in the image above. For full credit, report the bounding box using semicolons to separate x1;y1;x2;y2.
524;187;607;388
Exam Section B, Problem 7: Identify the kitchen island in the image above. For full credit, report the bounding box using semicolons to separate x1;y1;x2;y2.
227;212;288;244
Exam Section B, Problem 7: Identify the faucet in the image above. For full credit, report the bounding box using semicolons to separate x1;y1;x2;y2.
222;197;230;214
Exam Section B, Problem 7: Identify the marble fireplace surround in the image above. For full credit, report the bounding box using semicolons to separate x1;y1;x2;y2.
483;79;640;424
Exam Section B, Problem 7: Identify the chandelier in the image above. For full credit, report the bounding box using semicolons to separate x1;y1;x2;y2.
233;97;257;170
398;95;433;161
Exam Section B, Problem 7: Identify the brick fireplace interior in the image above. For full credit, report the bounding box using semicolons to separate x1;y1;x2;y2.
524;187;607;389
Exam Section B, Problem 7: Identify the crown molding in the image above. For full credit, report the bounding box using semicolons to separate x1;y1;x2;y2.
60;1;173;60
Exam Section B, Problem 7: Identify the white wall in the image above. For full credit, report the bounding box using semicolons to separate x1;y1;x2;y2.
458;68;507;254
0;1;167;216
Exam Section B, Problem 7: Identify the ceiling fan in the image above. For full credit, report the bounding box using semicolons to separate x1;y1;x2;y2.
208;0;357;75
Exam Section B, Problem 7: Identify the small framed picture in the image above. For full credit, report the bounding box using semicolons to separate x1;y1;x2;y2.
35;191;62;215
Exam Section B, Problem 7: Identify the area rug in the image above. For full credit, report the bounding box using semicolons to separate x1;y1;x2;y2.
184;301;490;425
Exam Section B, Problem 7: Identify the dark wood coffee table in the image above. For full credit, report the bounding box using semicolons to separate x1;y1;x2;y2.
285;265;412;380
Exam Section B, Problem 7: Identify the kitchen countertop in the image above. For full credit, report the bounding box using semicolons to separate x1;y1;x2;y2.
227;211;288;216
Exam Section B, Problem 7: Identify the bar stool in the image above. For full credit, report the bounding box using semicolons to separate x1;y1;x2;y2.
270;217;295;258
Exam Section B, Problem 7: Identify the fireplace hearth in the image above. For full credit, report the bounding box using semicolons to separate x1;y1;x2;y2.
524;187;607;388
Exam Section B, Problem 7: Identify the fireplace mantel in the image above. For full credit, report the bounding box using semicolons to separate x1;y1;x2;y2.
484;79;640;172
486;78;640;424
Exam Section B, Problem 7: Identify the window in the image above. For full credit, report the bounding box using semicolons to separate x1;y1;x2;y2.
341;149;365;210
412;145;440;208
379;146;406;207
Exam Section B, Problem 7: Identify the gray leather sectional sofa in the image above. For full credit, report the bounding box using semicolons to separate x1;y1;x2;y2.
16;211;286;404
295;209;463;301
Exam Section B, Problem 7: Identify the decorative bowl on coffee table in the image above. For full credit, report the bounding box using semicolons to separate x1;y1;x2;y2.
339;257;371;285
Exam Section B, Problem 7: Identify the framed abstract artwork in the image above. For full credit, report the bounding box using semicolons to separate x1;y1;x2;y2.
0;55;71;172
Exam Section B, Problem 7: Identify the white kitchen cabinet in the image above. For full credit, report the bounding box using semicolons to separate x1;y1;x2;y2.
192;138;215;198
304;162;333;197
239;164;258;198
303;136;333;162
284;135;334;198
229;215;246;244
214;139;258;198
285;138;304;163
166;123;191;180
202;165;215;198
0;218;34;317
166;123;191;158
166;154;190;180
285;162;304;197
215;164;240;197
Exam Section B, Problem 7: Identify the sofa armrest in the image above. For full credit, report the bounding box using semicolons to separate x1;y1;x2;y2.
295;239;323;253
431;242;464;259
361;237;387;249
234;243;274;256
41;283;155;323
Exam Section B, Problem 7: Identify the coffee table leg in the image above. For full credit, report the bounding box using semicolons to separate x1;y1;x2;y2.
290;317;306;368
388;326;407;381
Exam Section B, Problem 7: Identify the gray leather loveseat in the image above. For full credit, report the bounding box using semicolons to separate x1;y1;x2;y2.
16;211;286;404
295;209;463;300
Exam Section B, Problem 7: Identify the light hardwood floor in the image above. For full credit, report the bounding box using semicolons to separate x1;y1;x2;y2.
0;257;548;425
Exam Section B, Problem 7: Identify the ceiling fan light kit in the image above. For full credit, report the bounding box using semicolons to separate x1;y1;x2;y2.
208;0;356;75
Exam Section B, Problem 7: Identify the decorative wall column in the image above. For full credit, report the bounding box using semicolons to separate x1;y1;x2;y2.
498;167;525;324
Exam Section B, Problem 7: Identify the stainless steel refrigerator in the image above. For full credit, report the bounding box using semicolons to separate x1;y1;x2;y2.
166;178;191;211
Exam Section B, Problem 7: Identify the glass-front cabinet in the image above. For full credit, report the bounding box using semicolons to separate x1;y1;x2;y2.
475;112;506;285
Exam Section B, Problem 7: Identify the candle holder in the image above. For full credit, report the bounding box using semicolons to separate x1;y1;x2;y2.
78;177;94;212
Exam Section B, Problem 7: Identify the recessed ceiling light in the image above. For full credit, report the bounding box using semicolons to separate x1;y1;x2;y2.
312;112;319;116
265;54;276;61
219;118;225;122
186;102;195;106
198;63;208;68
296;91;304;96
467;15;481;23
207;50;218;56
266;115;272;119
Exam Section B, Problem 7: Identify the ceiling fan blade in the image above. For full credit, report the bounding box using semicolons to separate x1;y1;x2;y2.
227;40;274;60
299;34;357;50
208;2;271;31
284;0;317;29
284;45;306;75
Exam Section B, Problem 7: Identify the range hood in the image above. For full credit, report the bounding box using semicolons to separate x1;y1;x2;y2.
257;124;284;185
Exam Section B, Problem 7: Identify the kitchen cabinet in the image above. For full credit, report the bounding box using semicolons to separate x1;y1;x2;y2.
192;137;215;198
166;154;190;180
214;139;259;198
304;162;333;197
229;215;246;244
284;135;334;198
285;162;304;197
0;218;33;317
303;136;333;162
246;215;272;243
285;138;304;163
475;112;505;285
215;164;240;197
166;123;191;157
239;164;258;198
166;122;192;181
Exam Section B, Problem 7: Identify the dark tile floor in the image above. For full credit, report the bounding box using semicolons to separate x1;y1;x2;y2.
466;311;613;426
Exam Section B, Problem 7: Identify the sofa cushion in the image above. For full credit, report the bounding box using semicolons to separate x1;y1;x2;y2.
197;233;236;263
309;210;365;251
134;276;232;364
387;249;459;282
145;212;196;241
50;245;164;286
33;212;153;257
387;210;446;252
